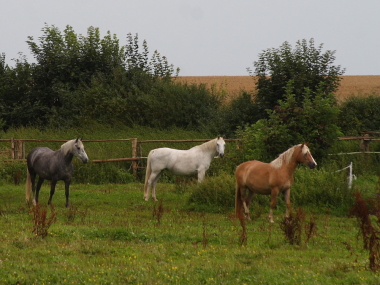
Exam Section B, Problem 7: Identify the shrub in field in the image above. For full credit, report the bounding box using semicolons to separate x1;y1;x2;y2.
186;172;235;213
153;199;164;226
280;207;305;245
30;204;57;238
291;167;353;214
349;191;380;271
280;207;317;246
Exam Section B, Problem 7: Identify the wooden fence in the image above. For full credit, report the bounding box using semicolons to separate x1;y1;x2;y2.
0;138;242;178
337;131;380;153
2;133;378;178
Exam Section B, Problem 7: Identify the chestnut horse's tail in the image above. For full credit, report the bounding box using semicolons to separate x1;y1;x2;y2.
143;151;153;198
25;168;32;203
235;180;243;218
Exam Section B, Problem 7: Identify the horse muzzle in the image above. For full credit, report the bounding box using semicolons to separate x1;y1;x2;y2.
308;161;317;169
219;153;224;158
81;156;89;163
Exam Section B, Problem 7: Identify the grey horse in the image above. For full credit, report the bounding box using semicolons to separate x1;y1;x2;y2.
26;138;88;207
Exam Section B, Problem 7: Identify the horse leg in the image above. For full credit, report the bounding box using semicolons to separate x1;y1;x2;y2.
269;188;280;223
197;170;206;182
145;171;160;201
64;180;71;208
34;177;44;206
244;190;255;220
48;180;57;206
283;188;291;218
237;186;251;220
29;172;37;204
151;172;162;202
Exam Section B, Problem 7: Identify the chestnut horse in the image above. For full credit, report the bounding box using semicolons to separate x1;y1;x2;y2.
235;144;317;223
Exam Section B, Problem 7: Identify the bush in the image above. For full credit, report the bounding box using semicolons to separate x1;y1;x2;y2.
291;167;353;214
217;91;260;138
0;161;25;185
186;173;235;213
185;165;354;215
238;81;342;162
338;94;380;135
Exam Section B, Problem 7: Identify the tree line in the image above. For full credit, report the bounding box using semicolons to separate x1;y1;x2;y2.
1;25;378;161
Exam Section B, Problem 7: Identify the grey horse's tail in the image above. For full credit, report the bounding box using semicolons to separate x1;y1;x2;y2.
143;150;153;198
25;168;32;203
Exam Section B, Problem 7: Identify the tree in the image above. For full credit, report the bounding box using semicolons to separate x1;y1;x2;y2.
217;91;260;138
0;53;40;129
249;38;345;118
237;81;342;161
26;24;126;107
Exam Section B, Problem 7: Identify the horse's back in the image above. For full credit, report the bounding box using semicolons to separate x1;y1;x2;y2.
27;147;54;165
236;160;270;176
149;147;202;175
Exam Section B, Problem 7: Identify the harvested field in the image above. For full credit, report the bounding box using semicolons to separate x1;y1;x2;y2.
176;75;380;102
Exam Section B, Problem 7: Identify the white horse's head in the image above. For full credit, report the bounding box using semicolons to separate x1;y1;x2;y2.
216;136;225;158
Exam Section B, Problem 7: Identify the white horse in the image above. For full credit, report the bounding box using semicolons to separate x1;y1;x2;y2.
144;137;225;201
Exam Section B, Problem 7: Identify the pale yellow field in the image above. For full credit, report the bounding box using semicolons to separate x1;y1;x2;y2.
176;75;380;102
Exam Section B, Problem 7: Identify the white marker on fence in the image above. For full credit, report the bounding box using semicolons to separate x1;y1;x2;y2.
335;162;353;189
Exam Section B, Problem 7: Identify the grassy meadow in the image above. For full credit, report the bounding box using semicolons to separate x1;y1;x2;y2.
0;181;380;285
2;126;380;284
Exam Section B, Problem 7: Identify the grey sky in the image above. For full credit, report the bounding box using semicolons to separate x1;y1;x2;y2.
1;0;379;76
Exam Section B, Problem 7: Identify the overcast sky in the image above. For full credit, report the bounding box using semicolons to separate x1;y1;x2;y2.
1;0;379;76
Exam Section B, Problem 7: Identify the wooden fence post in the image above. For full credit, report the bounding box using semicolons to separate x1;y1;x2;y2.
11;139;24;159
132;138;138;178
360;134;371;152
11;137;15;159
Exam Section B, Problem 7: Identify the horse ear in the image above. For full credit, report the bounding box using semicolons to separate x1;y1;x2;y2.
75;138;79;143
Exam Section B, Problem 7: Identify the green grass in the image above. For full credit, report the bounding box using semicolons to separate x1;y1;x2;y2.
1;182;380;284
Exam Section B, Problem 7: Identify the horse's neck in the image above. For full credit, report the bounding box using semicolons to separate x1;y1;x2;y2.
199;140;217;157
200;144;217;159
282;153;301;176
59;149;74;163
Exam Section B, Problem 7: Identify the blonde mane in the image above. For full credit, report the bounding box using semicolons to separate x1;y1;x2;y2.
60;139;77;156
270;144;308;169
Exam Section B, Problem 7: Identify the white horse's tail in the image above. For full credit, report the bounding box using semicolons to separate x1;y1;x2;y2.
144;151;153;199
25;168;32;203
